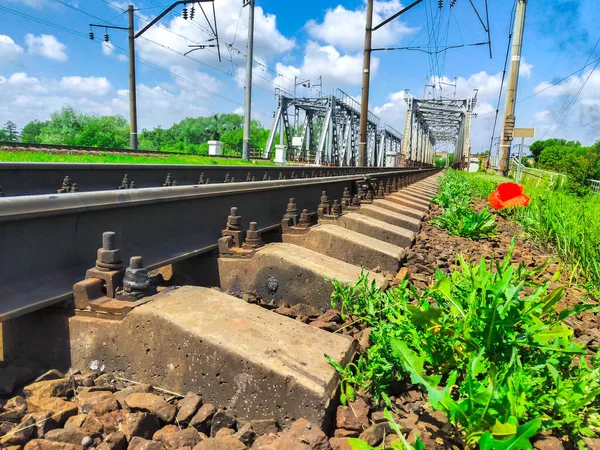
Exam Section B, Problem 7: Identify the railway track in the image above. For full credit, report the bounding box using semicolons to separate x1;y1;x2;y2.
0;167;441;448
0;162;427;197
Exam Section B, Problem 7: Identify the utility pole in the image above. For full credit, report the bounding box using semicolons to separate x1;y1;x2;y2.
90;1;217;151
128;5;138;150
358;0;374;167
499;0;527;175
242;0;255;162
358;0;424;167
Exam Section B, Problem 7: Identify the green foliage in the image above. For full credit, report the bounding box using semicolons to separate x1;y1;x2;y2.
430;171;497;240
20;120;47;143
328;252;600;448
2;121;19;142
348;410;424;450
0;150;275;166
530;138;600;195
10;107;273;156
464;172;600;290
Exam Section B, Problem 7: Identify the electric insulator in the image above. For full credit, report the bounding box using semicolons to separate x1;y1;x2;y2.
438;0;443;8
182;4;188;19
190;5;195;20
450;0;457;6
89;31;95;41
104;33;110;42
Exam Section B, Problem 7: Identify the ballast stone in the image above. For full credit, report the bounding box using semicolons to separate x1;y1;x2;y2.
68;286;355;429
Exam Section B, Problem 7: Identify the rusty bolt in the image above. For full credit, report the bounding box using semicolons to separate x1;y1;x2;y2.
172;180;178;186
320;191;329;205
130;256;143;270
283;197;298;224
244;221;263;248
332;199;341;216
206;177;210;184
198;173;205;185
96;231;123;269
163;173;173;187
252;176;256;182
227;207;242;230
278;172;283;180
119;174;129;189
299;209;311;225
71;183;79;192
130;181;136;189
263;172;269;181
343;187;351;201
352;194;361;206
246;172;252;182
224;172;231;183
122;256;155;296
231;176;236;183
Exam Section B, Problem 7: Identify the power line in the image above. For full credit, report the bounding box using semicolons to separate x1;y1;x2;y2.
540;36;600;139
0;5;275;119
484;0;516;165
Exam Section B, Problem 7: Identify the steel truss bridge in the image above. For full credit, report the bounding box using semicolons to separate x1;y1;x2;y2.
264;89;404;167
402;91;478;168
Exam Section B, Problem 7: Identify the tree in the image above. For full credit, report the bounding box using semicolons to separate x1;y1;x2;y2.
20;120;47;143
3;121;19;142
38;106;85;145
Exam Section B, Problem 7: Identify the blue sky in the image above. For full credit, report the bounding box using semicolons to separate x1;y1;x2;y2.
0;0;599;152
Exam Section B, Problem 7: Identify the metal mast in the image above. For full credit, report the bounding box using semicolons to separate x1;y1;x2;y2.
242;0;255;161
499;0;527;175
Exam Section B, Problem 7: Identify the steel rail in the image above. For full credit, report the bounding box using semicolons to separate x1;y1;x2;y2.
0;168;439;321
0;162;429;197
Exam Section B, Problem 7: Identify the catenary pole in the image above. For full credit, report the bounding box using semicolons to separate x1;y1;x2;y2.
128;5;139;150
358;0;374;167
242;0;255;161
358;0;423;167
499;0;527;175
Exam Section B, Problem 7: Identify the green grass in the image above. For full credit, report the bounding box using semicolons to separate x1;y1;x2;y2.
462;171;600;290
0;149;275;166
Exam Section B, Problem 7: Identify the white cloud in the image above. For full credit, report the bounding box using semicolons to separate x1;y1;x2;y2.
0;35;24;65
58;76;112;96
531;69;600;142
306;0;415;52
373;90;408;133
534;110;552;123
0;70;219;132
135;0;294;81
520;57;533;78
25;34;68;61
273;41;380;91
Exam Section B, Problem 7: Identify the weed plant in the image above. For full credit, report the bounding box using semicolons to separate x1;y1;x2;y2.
457;171;600;292
328;247;600;449
430;171;497;240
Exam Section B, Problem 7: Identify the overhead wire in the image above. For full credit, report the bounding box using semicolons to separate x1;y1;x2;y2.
540;36;600;139
0;4;272;119
484;0;516;165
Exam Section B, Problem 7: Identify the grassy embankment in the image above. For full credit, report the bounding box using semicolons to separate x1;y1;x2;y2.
0;149;275;166
463;171;600;291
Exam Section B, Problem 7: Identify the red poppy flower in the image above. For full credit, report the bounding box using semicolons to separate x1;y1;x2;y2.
488;182;530;209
